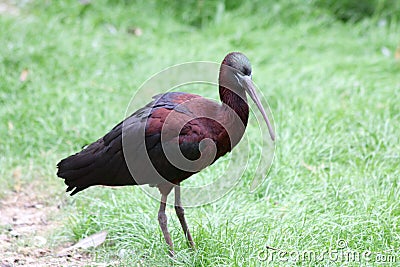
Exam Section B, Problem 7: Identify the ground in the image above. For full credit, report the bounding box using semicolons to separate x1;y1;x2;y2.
0;184;95;267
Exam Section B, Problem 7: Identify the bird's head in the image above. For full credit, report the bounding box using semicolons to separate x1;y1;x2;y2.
222;52;252;77
220;52;275;141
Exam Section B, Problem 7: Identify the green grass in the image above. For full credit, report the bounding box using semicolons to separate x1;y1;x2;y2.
1;0;399;266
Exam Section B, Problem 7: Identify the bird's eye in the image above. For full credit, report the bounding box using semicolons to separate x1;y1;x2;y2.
242;67;251;76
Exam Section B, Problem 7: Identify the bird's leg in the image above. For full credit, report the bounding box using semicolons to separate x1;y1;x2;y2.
174;185;195;248
158;192;174;256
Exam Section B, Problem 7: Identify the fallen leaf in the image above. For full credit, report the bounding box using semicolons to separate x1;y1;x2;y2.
8;121;13;132
301;161;325;173
395;45;400;60
57;231;107;256
19;69;28;82
74;231;107;249
127;27;143;36
301;161;316;173
12;167;22;192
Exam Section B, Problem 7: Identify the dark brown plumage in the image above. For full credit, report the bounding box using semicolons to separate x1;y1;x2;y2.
57;52;275;255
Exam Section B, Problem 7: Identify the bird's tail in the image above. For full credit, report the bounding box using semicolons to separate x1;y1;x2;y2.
57;120;140;196
57;147;100;196
57;139;137;196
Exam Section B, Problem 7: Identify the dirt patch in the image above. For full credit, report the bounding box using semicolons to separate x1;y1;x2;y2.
0;0;20;16
0;187;98;267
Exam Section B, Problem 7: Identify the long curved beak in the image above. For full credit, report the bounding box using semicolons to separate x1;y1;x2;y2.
239;75;275;141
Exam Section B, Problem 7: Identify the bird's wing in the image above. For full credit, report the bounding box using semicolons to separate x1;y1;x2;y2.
57;92;215;193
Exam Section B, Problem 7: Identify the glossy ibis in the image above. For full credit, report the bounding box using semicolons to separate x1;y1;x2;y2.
57;52;275;255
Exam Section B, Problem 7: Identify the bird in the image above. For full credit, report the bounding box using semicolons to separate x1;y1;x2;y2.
57;52;275;255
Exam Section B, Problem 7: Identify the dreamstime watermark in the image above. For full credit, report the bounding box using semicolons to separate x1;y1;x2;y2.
257;240;398;264
121;61;276;207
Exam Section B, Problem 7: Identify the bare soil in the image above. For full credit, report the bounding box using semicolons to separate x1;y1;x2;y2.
0;187;97;267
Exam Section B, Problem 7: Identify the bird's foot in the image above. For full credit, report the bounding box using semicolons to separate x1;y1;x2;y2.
189;240;196;249
185;232;195;249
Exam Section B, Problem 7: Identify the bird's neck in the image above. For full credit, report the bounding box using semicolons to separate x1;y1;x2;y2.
219;85;249;127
